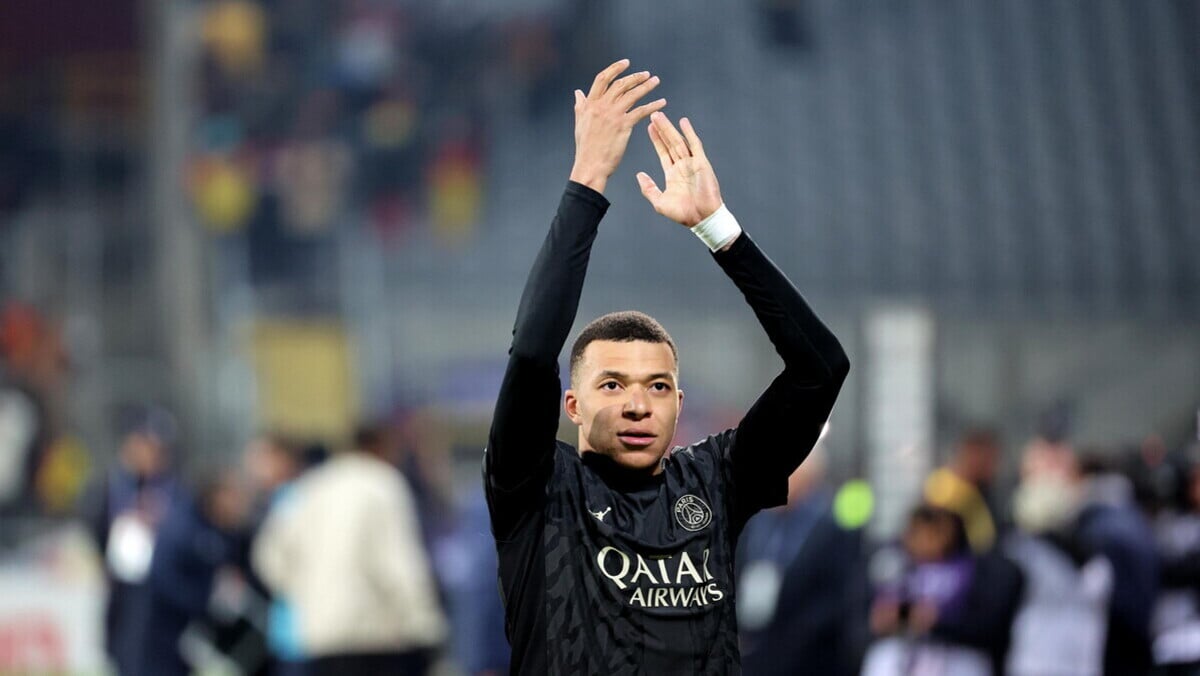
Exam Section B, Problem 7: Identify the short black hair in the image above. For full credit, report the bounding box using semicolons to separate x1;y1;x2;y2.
569;311;677;384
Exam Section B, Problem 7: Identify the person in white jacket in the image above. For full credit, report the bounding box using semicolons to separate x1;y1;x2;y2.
253;425;447;676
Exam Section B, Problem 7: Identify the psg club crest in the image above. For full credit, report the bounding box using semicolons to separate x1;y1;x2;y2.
673;494;712;532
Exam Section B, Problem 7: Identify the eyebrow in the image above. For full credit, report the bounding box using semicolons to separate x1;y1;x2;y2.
598;370;676;382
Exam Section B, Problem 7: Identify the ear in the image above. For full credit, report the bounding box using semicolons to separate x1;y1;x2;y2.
677;388;684;413
564;389;583;425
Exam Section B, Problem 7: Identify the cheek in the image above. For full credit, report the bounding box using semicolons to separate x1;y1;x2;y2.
657;397;681;426
584;406;625;451
574;395;607;427
587;404;624;432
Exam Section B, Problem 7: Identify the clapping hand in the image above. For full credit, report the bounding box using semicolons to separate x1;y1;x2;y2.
637;112;723;228
569;59;667;195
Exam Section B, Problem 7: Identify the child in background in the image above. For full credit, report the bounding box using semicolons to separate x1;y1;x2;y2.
863;504;991;676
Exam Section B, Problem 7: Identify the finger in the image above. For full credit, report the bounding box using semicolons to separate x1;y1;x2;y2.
607;71;651;101
628;96;667;125
574;89;585;109
647;122;673;171
652;111;691;160
679;117;706;160
636;172;663;209
619;74;661;109
588;58;631;98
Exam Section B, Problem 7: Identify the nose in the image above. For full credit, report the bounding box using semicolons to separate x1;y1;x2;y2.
622;388;651;420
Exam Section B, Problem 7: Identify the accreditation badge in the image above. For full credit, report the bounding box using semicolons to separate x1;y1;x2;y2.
106;512;155;583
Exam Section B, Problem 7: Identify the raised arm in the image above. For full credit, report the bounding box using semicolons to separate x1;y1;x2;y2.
716;232;849;523
486;60;666;537
638;113;849;525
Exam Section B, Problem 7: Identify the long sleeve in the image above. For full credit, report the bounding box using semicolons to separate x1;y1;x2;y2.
251;499;297;597
485;181;609;538
713;233;850;525
148;510;224;617
366;472;448;646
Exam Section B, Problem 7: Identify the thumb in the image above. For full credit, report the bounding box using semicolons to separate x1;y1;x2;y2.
636;172;662;206
574;89;585;107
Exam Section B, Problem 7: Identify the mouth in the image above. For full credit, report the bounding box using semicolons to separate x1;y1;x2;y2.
616;431;657;448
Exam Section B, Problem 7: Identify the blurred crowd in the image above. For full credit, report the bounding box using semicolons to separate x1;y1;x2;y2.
3;393;1193;675
188;0;583;267
739;427;1200;676
68;410;510;676
3;297;1200;675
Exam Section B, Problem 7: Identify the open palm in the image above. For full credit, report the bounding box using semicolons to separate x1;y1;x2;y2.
637;112;723;228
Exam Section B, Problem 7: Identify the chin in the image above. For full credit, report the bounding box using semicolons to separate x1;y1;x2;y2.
613;447;666;472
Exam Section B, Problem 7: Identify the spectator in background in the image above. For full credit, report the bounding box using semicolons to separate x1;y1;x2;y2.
1127;434;1185;518
78;407;181;675
393;409;458;557
925;428;1002;554
443;488;511;676
133;468;252;676
1020;431;1077;486
244;433;308;676
1075;453;1159;676
1006;442;1110;676
0;302;66;515
892;428;1026;675
863;505;990;676
245;433;304;512
735;448;865;676
1151;446;1200;674
253;423;447;676
920;452;1026;675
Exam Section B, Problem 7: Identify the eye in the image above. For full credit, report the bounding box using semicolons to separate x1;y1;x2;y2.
651;382;672;392
600;381;620;391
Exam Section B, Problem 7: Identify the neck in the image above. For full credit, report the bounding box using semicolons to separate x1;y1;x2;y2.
579;450;664;489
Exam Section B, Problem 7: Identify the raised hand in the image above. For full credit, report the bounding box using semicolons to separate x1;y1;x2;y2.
569;59;667;194
636;112;723;228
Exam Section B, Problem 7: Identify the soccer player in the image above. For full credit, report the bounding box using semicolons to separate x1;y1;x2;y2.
485;59;850;674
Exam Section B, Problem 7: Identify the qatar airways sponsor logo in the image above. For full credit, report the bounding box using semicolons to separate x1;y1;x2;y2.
595;546;725;608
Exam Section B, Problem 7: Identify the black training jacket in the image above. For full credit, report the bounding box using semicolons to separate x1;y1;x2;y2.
485;181;849;675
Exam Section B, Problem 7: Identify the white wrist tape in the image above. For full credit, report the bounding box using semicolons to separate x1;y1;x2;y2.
691;203;742;252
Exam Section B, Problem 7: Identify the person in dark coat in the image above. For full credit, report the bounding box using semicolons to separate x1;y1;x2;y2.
930;544;1025;674
78;409;180;675
736;449;867;676
925;471;1026;676
133;469;250;676
1075;455;1159;676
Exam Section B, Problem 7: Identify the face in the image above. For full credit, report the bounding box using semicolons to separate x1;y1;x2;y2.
208;474;251;531
565;340;682;474
959;441;1000;486
245;438;298;491
120;432;167;478
903;518;952;563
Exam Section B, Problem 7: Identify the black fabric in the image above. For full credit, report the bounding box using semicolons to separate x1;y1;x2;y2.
485;182;849;674
1076;502;1159;676
305;650;432;676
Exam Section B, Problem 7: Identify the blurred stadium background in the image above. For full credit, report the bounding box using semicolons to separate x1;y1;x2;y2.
1;0;1198;673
